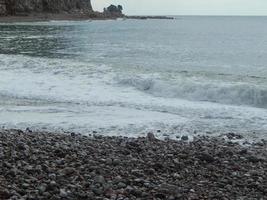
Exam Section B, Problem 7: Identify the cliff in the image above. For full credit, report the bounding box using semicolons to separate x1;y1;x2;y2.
0;0;93;15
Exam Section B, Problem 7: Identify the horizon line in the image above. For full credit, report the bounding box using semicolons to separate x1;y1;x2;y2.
125;14;267;17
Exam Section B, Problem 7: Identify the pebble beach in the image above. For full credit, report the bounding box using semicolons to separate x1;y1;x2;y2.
0;130;266;200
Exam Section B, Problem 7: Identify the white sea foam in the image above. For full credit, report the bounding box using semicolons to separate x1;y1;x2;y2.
1;17;267;141
0;54;267;141
118;76;267;108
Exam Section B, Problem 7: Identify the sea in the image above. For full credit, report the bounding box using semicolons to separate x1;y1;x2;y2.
0;16;267;140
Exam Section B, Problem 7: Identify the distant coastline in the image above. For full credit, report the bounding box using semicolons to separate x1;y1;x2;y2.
0;14;174;23
126;16;174;20
0;0;174;23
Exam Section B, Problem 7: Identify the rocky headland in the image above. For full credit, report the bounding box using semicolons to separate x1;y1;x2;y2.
0;0;174;22
0;0;124;22
0;129;266;199
0;0;93;15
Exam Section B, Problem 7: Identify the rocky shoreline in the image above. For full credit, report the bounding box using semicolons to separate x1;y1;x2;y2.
0;130;266;199
0;13;118;23
126;16;174;20
0;14;174;23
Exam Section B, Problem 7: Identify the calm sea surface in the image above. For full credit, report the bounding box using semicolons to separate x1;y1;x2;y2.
0;17;267;140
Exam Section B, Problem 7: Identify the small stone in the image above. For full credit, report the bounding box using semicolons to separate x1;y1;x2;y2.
117;182;127;189
155;193;166;199
38;184;47;193
105;158;113;165
0;189;11;199
144;168;155;175
147;132;156;141
47;181;57;191
94;175;106;184
48;173;56;180
198;153;215;163
190;189;195;193
60;189;68;197
26;128;32;133
173;173;181;179
126;186;134;192
92;187;103;195
71;132;76;137
247;155;263;163
22;183;30;189
60;167;77;176
181;135;189;141
113;176;123;184
17;142;29;151
232;172;238;176
112;159;120;165
7;168;17;177
239;149;248;154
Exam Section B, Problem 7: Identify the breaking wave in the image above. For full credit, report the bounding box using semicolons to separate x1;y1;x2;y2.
118;76;267;109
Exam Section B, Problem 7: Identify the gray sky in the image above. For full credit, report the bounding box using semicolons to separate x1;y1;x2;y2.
92;0;267;16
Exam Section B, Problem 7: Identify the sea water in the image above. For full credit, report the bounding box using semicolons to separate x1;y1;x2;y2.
0;17;267;140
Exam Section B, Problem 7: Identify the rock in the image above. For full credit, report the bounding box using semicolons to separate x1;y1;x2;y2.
112;159;120;166
38;184;47;193
59;188;68;198
54;149;66;158
147;132;157;141
226;133;243;140
26;128;32;133
239;149;248;155
144;168;155;175
117;182;127;189
103;4;124;17
60;167;77;176
155;193;166;199
71;132;76;137
129;188;142;197
92;187;103;195
198;153;215;163
17;142;29;151
181;135;189;141
7;168;17;177
94;175;106;185
0;189;11;199
48;173;56;180
105;158;113;165
22;183;30;189
247;155;264;163
4;0;93;15
0;130;266;199
47;181;57;191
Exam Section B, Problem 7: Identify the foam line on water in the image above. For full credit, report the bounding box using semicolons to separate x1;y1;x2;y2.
117;76;267;109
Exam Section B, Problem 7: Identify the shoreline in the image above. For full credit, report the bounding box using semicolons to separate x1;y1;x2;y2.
0;14;116;23
0;13;174;23
0;129;266;199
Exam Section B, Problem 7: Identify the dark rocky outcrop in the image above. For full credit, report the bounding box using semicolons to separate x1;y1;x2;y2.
0;0;93;16
0;1;172;21
0;1;7;15
103;4;124;18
